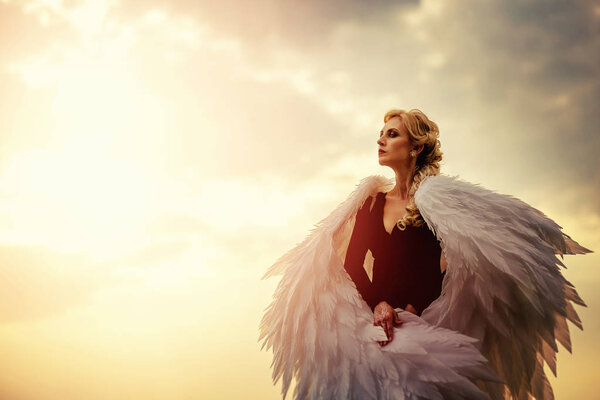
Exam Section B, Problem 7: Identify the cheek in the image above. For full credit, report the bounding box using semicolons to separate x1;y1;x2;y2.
390;138;410;151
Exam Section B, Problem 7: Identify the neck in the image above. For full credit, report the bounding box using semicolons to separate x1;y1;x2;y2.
389;168;415;199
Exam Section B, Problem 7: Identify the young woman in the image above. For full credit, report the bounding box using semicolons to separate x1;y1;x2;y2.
345;110;446;348
260;109;591;400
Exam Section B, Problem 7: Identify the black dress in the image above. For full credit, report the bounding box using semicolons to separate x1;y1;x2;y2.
343;191;445;316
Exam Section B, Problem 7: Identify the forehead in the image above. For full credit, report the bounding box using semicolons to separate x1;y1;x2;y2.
381;116;404;131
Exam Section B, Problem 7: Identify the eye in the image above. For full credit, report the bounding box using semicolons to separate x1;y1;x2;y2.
388;130;398;137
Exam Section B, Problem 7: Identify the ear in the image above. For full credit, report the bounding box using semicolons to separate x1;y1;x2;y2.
414;144;424;155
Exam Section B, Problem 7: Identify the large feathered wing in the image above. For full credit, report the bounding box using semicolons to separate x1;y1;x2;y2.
259;175;500;400
415;174;592;400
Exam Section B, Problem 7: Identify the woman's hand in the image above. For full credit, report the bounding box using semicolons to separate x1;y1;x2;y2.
373;301;402;346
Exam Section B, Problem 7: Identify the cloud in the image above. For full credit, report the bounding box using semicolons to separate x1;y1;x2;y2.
0;2;597;399
0;245;101;322
3;0;598;207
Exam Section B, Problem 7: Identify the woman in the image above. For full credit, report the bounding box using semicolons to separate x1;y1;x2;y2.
344;109;446;347
259;109;590;400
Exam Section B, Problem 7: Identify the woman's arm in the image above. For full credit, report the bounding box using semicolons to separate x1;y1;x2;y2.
345;197;405;346
343;197;381;311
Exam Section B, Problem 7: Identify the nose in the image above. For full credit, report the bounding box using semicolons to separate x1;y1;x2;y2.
377;136;384;146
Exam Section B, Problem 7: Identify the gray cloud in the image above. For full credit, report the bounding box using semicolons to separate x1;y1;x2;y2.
3;0;598;208
116;0;414;48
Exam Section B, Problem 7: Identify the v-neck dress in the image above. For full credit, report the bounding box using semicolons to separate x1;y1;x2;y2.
343;191;445;316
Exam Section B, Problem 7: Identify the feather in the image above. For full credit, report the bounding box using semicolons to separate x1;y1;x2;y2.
416;174;591;400
260;175;501;399
260;173;589;399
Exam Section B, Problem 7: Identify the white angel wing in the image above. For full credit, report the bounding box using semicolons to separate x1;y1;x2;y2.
259;175;500;400
415;174;592;400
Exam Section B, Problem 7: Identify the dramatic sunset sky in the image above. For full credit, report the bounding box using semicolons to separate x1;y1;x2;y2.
0;0;598;399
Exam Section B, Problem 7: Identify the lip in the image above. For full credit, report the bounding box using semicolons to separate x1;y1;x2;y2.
378;150;386;155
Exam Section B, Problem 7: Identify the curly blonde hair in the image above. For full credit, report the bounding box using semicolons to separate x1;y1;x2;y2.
383;108;443;230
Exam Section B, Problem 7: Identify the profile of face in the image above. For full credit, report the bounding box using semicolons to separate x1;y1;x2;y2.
377;116;421;167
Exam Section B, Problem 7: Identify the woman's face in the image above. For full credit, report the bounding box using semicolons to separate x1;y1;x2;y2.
377;116;416;167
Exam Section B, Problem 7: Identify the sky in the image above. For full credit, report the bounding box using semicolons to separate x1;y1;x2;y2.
0;0;598;399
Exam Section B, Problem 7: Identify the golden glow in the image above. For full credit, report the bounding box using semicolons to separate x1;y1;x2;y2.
0;0;598;399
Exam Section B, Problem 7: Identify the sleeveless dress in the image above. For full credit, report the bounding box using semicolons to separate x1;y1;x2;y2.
343;191;445;315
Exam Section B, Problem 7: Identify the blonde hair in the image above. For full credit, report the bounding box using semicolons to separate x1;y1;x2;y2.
383;108;443;230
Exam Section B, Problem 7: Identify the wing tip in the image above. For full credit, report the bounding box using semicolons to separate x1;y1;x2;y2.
562;235;593;255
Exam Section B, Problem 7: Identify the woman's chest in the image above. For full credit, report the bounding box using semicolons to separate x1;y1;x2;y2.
382;198;409;235
371;225;436;260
